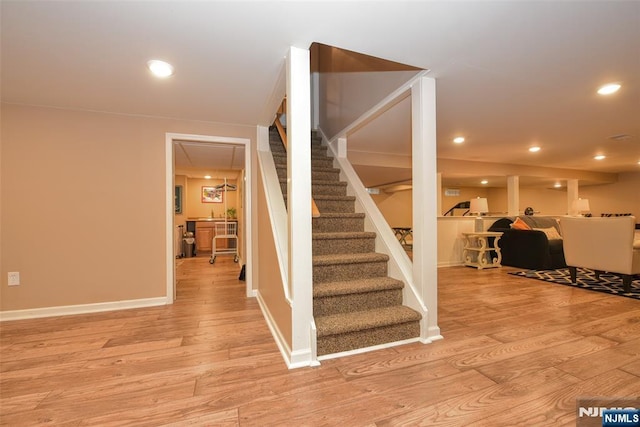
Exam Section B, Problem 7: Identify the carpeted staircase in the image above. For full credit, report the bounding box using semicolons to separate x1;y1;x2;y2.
269;128;421;356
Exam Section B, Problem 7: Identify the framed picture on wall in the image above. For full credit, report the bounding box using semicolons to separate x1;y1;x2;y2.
174;185;183;214
202;186;223;203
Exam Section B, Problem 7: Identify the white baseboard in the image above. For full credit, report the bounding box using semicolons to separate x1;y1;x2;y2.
438;261;465;268
0;297;168;322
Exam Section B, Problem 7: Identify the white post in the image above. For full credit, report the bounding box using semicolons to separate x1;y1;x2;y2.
567;179;579;215
507;175;519;216
411;76;440;340
286;46;313;366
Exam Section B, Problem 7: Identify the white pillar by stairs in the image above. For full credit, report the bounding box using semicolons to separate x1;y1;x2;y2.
411;76;441;341
286;46;314;367
507;175;520;216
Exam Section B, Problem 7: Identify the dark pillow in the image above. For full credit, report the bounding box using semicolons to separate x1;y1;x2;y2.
488;218;513;231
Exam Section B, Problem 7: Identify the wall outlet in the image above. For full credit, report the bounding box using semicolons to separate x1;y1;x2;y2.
8;272;20;286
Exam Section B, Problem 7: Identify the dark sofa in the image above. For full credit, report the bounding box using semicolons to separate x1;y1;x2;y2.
487;217;566;270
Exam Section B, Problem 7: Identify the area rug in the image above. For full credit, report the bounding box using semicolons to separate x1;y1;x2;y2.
509;267;640;301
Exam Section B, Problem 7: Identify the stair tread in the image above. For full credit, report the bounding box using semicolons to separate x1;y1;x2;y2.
313;194;355;201
312;180;347;186
313;231;376;240
279;179;346;186
313;212;365;218
314;277;403;297
316;306;421;337
274;163;336;172
313;252;389;265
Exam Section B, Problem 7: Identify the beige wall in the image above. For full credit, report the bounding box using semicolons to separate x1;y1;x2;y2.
579;172;640;218
376;173;640;227
1;103;254;311
256;167;291;349
371;190;413;228
440;188;490;216
485;174;640;218
318;71;420;140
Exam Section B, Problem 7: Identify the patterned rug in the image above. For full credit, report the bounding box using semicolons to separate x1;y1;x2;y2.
509;267;640;301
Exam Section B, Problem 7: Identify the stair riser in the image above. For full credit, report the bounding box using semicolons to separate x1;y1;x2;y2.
312;217;364;233
313;261;387;283
276;167;340;182
282;183;345;197
312;184;347;197
317;322;421;356
312;237;375;255
314;289;403;317
269;145;329;157
314;199;355;213
272;152;331;163
311;158;335;169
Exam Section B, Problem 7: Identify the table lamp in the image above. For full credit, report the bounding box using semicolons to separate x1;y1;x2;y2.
573;198;590;216
469;197;489;217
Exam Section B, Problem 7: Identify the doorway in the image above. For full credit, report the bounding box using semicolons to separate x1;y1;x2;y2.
165;133;252;303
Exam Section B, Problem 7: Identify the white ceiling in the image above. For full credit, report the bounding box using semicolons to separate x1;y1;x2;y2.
2;1;639;184
174;141;244;179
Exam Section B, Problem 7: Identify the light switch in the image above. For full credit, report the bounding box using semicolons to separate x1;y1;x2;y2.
8;272;20;286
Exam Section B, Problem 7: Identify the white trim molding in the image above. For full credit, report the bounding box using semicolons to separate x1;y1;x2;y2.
0;297;168;322
165;132;253;303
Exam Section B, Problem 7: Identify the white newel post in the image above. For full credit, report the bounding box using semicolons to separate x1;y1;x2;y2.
411;76;441;341
286;46;313;366
507;175;520;216
567;179;579;216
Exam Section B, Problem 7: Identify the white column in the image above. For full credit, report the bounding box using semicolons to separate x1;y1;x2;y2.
286;46;313;366
411;76;440;340
567;179;579;215
507;175;519;216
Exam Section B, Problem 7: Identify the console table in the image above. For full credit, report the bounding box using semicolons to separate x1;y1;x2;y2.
462;231;503;269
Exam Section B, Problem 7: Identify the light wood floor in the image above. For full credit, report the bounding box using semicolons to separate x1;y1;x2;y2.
2;256;639;426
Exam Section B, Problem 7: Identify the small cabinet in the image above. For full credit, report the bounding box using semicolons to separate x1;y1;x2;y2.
195;220;235;254
195;222;214;253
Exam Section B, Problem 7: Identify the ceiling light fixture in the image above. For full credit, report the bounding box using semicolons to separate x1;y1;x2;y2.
147;59;174;78
204;175;211;179
554;183;562;188
480;180;488;185
597;83;621;95
453;136;465;144
529;146;541;153
594;155;606;160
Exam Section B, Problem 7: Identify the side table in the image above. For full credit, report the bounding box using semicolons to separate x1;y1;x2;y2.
462;231;503;269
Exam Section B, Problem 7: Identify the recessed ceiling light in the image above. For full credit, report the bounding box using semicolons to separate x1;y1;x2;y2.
147;59;174;78
554;183;562;188
529;146;541;153
597;83;621;95
453;136;465;144
594;155;606;160
204;175;211;179
480;180;488;185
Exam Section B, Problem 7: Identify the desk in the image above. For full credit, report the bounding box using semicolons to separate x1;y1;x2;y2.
462;232;503;269
393;227;413;247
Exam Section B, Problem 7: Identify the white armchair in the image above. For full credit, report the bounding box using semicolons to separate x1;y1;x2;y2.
559;216;640;292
